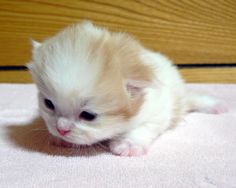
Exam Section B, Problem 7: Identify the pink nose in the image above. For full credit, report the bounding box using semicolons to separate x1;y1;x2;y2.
56;128;71;136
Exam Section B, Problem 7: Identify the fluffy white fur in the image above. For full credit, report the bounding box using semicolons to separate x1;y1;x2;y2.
28;21;225;156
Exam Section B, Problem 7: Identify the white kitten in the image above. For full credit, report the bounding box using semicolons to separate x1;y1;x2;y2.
28;21;226;156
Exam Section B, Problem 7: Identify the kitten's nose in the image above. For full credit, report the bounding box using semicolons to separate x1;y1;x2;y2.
56;127;71;136
56;117;73;136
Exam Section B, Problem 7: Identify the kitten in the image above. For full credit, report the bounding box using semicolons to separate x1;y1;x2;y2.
28;21;226;156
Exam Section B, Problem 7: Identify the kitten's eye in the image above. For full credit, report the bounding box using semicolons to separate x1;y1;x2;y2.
44;99;55;110
79;111;97;121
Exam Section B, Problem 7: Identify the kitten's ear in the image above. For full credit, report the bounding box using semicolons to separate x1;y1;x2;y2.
31;39;41;55
125;79;151;97
26;62;33;70
27;40;41;69
31;39;41;49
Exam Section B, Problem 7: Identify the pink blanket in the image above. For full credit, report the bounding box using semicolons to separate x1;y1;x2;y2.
0;84;236;188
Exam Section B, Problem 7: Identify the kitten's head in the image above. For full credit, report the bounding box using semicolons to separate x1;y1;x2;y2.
28;21;154;145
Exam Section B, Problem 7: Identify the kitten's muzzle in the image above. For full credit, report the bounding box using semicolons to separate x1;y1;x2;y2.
56;117;74;136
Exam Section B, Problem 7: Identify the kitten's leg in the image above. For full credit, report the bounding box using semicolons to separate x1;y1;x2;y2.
110;123;162;157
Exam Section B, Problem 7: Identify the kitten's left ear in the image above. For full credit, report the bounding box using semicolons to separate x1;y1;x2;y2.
125;79;151;97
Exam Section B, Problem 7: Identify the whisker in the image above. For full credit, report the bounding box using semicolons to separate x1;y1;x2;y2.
97;142;109;151
12;128;46;138
31;128;48;131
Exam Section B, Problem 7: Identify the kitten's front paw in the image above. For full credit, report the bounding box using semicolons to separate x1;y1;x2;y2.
109;139;148;157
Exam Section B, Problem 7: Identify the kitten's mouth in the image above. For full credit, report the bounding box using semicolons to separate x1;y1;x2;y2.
48;126;105;146
52;137;110;152
57;133;97;146
56;127;71;136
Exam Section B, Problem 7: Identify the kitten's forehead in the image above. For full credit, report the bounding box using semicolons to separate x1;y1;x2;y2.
34;26;109;96
56;94;89;116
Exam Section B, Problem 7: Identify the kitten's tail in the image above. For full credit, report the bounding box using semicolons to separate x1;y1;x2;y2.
186;91;227;114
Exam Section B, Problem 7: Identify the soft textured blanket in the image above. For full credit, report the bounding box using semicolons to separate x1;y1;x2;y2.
0;84;235;188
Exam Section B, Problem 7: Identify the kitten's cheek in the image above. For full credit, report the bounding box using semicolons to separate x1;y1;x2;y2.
42;118;58;137
39;111;58;136
46;123;58;136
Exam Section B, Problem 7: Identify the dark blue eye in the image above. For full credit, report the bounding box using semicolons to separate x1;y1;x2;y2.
79;111;97;121
44;99;55;110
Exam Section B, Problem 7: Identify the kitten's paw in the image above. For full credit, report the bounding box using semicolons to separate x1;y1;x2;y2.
109;140;148;157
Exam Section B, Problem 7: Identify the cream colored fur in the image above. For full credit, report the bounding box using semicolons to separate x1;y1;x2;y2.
28;21;225;156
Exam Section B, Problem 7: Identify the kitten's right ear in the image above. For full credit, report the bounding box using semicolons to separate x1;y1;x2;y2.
31;39;41;49
26;62;33;71
31;39;41;55
28;40;41;68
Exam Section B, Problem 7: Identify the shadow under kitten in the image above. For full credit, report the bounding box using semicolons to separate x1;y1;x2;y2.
6;117;108;157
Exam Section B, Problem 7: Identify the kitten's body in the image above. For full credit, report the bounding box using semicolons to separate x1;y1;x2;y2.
29;22;225;156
